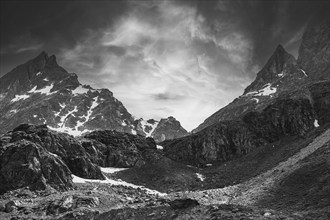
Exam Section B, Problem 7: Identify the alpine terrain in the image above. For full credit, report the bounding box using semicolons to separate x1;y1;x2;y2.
0;18;329;220
0;52;188;141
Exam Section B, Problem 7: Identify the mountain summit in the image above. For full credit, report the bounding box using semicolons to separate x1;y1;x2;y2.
0;52;188;140
244;44;297;94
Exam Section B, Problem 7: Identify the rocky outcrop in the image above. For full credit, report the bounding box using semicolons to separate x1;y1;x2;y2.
0;124;162;194
162;121;266;166
151;116;188;142
0;140;73;194
309;81;330;125
242;98;315;142
162;95;318;166
7;124;105;180
83;130;159;167
297;20;330;80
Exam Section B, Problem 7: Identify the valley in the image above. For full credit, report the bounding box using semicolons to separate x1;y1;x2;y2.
0;16;329;220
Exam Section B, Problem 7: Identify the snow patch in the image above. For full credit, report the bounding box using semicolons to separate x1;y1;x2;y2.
71;175;166;196
314;120;319;128
140;119;159;137
10;109;18;114
131;129;137;135
277;72;284;77
72;85;90;95
156;145;163;150
246;83;277;97
36;72;42;76
28;84;56;95
74;96;100;132
48;125;92;137
100;167;128;174
11;94;30;102
196;173;205;181
33;115;37;118
43;78;49;81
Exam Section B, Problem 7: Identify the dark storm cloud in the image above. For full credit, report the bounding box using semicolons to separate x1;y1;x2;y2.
1;0;329;130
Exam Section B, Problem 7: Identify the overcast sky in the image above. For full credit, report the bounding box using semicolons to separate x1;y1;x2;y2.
1;0;329;131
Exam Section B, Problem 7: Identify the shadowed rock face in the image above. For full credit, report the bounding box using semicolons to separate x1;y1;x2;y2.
297;20;330;80
2;124;105;180
0;124;161;194
161;121;267;166
0;140;73;194
162;94;319;167
243;98;315;142
309;81;330;125
83;130;159;167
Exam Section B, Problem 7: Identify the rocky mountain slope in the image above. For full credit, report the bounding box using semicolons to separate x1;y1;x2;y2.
0;53;187;140
193;20;329;133
160;20;329;168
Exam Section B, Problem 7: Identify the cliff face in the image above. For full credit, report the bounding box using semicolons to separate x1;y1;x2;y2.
297;20;330;80
161;95;318;166
161;121;266;166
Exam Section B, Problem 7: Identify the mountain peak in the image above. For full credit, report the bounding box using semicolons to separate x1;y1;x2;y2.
263;44;296;72
244;45;296;94
31;51;58;68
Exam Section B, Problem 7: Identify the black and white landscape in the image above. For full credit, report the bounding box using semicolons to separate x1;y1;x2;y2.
0;1;329;219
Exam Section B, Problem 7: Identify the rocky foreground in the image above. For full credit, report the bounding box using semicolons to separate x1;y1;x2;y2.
0;123;329;219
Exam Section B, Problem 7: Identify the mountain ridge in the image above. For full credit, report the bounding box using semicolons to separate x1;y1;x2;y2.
0;52;188;141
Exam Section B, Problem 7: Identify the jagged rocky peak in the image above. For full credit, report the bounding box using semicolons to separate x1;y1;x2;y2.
152;116;188;142
297;19;330;80
0;51;188;142
0;51;76;95
244;44;297;94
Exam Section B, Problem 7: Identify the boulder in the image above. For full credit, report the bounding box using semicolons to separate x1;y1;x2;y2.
5;124;105;180
0;140;73;194
168;198;199;209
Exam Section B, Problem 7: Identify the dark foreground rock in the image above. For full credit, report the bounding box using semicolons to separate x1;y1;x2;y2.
0;124;160;194
83;130;159;167
0;140;73;194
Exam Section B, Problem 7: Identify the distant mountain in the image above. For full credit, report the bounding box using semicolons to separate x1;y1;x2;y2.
0;52;187;141
193;20;330;133
134;116;188;142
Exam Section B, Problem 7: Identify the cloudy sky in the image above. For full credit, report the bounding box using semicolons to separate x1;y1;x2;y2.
1;0;329;131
